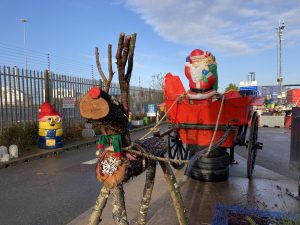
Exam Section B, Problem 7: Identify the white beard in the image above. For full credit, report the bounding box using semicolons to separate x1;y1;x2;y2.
189;62;204;84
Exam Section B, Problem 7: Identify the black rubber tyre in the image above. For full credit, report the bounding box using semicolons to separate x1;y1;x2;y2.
195;153;230;170
206;147;227;158
191;166;229;182
188;145;226;159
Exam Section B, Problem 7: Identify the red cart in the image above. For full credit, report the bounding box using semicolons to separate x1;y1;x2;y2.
164;73;264;181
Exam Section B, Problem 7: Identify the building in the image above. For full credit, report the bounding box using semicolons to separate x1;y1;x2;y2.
258;85;287;102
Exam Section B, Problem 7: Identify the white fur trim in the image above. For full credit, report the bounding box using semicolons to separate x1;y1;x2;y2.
206;72;213;78
188;90;216;100
190;55;204;60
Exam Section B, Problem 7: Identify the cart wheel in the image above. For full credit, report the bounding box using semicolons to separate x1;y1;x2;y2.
247;111;260;179
168;130;188;169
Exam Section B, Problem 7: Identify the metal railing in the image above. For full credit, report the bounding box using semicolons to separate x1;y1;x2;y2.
0;66;163;131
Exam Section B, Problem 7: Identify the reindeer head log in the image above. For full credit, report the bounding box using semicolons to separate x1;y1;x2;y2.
80;87;109;120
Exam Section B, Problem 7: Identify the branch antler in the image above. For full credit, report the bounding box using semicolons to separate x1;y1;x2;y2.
95;46;114;93
116;32;137;115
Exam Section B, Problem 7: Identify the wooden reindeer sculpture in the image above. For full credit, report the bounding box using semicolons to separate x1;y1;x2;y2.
80;32;187;225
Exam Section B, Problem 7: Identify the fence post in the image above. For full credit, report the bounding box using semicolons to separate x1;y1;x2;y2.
98;79;102;89
44;70;50;103
290;107;300;198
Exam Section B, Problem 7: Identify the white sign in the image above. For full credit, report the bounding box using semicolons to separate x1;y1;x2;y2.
239;80;258;87
63;97;75;108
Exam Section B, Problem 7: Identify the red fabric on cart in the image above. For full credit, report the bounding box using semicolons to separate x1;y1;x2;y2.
166;94;255;125
163;73;185;100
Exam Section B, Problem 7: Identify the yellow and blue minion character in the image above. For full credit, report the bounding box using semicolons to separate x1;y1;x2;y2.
38;102;63;149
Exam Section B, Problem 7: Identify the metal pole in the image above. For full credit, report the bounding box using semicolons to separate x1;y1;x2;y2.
44;70;50;103
278;29;282;95
277;19;284;102
20;18;28;71
91;64;94;81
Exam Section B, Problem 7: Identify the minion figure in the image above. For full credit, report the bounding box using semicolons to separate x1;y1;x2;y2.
38;102;63;149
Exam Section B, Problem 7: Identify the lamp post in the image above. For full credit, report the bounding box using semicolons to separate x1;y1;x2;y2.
20;18;28;70
277;18;285;102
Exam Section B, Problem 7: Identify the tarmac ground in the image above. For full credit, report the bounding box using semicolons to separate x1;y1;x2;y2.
1;124;299;224
68;154;300;225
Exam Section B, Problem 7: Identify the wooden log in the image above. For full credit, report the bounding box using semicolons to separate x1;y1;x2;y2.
80;89;128;134
159;161;188;225
80;92;109;120
136;163;157;225
112;185;129;225
88;186;110;225
116;33;137;115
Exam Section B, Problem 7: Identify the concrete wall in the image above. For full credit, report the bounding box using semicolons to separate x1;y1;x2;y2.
259;115;285;128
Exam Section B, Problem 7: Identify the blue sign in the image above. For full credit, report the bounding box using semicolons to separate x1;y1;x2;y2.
146;104;157;117
239;86;258;96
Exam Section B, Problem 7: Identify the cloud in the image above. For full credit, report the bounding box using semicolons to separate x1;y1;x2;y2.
123;0;300;55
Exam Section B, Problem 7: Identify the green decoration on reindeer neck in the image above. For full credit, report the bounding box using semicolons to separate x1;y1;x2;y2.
98;134;122;154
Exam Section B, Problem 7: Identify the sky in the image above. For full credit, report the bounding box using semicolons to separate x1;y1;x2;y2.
0;0;300;91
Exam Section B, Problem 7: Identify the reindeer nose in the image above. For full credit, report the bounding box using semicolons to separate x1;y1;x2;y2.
89;87;101;99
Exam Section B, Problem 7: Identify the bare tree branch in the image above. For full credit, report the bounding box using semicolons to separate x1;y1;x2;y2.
115;33;137;115
95;46;114;93
116;32;125;67
95;47;107;84
121;35;131;68
125;33;137;82
107;44;114;93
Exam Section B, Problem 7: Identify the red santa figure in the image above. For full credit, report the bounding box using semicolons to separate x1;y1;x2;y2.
185;49;217;100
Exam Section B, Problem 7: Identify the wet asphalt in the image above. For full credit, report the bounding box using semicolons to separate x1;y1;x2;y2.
235;127;299;181
0;126;298;225
0;127;155;225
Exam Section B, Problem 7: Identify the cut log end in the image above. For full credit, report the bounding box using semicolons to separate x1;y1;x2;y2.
80;93;109;120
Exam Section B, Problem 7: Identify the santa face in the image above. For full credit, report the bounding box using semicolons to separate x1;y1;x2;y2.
191;58;203;68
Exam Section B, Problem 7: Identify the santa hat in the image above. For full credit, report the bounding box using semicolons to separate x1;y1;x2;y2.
189;49;204;63
39;102;61;120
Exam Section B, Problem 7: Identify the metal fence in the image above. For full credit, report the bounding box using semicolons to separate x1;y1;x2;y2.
0;66;163;131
